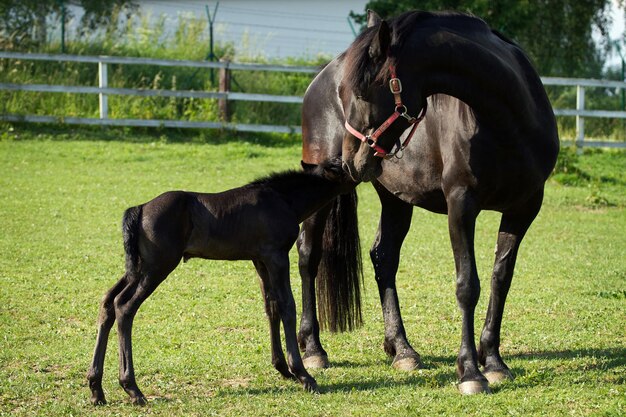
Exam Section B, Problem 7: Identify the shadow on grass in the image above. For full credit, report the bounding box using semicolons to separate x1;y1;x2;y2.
212;346;625;396
422;346;625;369
215;372;456;397
2;123;301;148
509;346;625;365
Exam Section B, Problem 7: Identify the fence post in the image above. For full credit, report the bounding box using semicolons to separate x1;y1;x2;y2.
98;61;108;119
218;60;230;121
576;84;585;154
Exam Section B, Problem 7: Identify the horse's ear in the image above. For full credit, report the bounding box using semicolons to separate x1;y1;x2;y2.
367;10;382;28
368;20;390;61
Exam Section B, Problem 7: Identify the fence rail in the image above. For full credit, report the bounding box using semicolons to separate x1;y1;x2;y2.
1;51;625;149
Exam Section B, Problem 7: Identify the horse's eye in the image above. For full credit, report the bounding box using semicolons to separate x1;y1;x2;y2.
356;95;363;100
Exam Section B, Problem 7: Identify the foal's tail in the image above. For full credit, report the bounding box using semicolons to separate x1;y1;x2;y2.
122;205;143;275
317;189;363;332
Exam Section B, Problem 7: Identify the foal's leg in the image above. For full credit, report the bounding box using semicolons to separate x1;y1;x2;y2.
296;204;332;369
253;260;294;380
478;191;543;384
265;254;318;392
114;272;167;405
87;275;129;405
446;186;490;394
370;182;421;371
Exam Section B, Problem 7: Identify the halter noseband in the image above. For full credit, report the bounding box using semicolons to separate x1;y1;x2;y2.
344;65;427;159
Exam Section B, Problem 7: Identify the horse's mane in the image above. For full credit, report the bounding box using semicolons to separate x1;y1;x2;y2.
343;10;490;94
246;158;343;196
246;170;330;195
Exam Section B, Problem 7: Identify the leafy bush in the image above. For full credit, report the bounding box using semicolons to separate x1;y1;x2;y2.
551;147;590;186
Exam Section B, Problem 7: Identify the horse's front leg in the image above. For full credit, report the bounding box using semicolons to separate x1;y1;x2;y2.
296;205;332;369
266;254;318;393
253;261;294;380
447;186;490;395
478;191;543;385
371;182;421;371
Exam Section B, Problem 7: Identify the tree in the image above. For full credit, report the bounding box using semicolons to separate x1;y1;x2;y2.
0;0;137;50
350;0;619;77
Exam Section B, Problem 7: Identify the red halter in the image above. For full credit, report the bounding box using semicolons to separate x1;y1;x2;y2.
344;65;427;158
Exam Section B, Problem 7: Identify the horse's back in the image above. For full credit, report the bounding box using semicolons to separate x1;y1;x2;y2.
187;189;300;260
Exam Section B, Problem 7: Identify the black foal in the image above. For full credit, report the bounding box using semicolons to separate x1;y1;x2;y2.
87;159;355;405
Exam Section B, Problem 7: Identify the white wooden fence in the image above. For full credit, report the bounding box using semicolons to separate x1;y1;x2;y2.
1;51;625;149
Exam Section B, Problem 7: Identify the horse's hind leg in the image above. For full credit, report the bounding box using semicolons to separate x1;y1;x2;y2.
114;272;166;405
265;254;318;393
478;191;543;385
446;187;490;395
253;260;294;380
370;182;421;371
87;274;128;405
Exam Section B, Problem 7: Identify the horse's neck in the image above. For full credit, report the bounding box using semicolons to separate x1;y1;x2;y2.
285;181;343;222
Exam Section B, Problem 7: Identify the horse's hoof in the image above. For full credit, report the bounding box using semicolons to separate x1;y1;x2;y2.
457;379;492;395
302;354;329;369
392;355;422;371
484;369;514;385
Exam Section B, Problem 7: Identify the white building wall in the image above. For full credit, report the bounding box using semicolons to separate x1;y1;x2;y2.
138;0;368;59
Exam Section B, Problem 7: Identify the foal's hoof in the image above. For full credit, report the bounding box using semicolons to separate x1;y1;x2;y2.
302;354;329;369
130;395;148;406
90;395;107;406
392;354;422;371
303;379;319;394
457;379;492;395
484;369;514;385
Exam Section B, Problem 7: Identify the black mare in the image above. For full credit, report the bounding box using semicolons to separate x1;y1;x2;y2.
87;160;354;405
297;10;559;394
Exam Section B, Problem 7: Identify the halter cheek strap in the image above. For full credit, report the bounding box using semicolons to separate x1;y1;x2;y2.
344;64;427;158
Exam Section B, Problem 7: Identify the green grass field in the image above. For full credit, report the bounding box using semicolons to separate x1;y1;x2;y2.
0;127;624;416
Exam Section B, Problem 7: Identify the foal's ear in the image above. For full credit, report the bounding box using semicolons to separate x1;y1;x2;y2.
368;19;390;61
367;10;382;28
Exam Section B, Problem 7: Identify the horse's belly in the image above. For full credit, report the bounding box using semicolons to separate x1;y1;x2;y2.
183;244;251;261
385;184;447;213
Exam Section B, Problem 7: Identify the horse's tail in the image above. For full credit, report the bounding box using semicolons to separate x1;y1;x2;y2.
122;205;143;275
316;189;364;333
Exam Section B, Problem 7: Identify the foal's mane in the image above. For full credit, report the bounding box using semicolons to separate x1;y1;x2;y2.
343;10;491;94
246;170;331;196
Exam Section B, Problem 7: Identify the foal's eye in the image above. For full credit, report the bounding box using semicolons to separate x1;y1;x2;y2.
356;95;364;100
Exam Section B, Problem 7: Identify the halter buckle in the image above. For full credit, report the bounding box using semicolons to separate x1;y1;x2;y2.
389;78;402;94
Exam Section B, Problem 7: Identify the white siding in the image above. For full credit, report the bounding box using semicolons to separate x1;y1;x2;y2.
138;0;367;59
